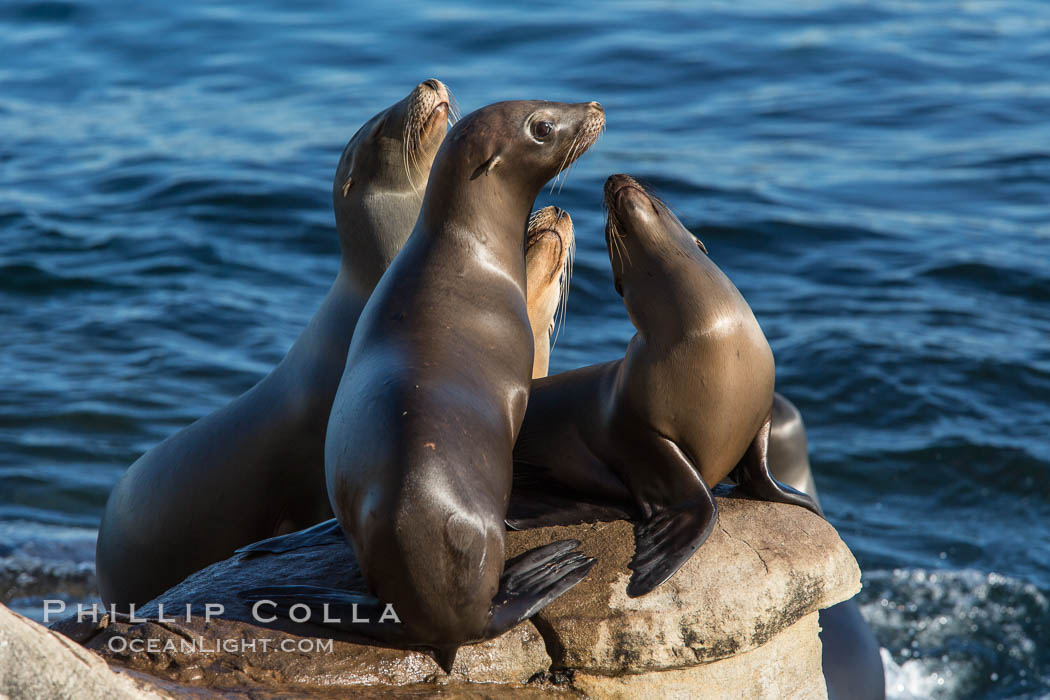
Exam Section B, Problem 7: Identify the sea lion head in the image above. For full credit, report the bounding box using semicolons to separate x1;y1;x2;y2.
420;100;604;238
333;80;455;291
525;206;575;378
604;174;711;329
334;79;453;197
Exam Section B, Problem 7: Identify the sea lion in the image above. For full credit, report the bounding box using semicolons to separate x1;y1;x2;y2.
766;394;886;700
241;100;606;671
334;80;459;299
768;393;820;503
95;79;454;609
525;206;574;378
508;175;821;597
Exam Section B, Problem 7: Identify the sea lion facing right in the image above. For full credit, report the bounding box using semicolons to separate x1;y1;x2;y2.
242;100;606;671
509;175;821;597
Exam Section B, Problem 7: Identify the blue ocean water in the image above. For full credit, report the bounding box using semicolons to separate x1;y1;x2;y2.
1;1;1048;697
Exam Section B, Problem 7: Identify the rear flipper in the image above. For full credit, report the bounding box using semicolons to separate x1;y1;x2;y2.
483;538;596;637
238;538;596;674
730;412;823;518
235;518;344;559
626;486;717;598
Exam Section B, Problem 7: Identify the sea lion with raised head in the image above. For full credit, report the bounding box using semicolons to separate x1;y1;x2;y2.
241;100;605;671
96;79;454;609
525;206;574;378
508;175;821;597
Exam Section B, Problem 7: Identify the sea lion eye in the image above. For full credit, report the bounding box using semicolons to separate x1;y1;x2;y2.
532;120;554;140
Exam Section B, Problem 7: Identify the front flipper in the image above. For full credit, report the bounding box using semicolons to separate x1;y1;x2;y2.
626;488;717;598
484;538;596;637
730;413;823;518
235;519;344;559
238;540;596;675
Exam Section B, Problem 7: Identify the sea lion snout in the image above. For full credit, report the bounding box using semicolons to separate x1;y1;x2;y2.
407;79;453;137
412;78;448;106
421;78;445;95
527;206;573;255
573;101;606;156
605;173;656;221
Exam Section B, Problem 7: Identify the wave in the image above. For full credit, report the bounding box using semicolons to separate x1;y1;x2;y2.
861;568;1050;699
0;521;98;623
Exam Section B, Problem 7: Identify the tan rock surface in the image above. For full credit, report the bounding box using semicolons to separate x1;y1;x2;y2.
0;603;170;700
571;613;828;700
60;535;550;691
52;494;860;697
505;494;861;675
81;613;549;690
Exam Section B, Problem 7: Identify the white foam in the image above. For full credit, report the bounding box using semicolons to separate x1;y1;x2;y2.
861;568;1050;698
882;647;960;700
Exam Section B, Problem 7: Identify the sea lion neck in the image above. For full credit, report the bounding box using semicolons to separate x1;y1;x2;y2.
417;179;533;259
414;137;536;265
335;189;422;259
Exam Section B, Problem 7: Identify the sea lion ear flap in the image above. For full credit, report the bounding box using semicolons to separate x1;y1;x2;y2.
341;177;354;198
470;153;502;180
695;237;708;254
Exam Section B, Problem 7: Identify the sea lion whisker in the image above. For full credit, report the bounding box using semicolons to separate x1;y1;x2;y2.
610;227;625;273
611;220;630;269
402;106;420;194
528;208;543;229
447;89;461;125
551;233;574;351
618;229;631;266
549;130;580;194
558;134;586;195
550;220;573;350
607;209;632;266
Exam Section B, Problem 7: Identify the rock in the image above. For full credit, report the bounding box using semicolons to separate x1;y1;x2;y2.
0;602;170;699
61;495;860;698
70;535;550;692
571;614;827;700
83;614;550;691
505;493;861;676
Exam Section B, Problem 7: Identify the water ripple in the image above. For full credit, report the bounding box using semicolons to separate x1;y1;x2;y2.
1;2;1048;693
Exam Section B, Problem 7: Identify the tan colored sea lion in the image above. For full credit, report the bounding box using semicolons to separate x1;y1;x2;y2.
509;175;821;597
525;206;574;378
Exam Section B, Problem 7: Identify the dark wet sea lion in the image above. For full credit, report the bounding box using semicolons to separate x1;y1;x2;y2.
241;100;606;671
95;80;453;609
766;394;885;700
508;175;821;597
